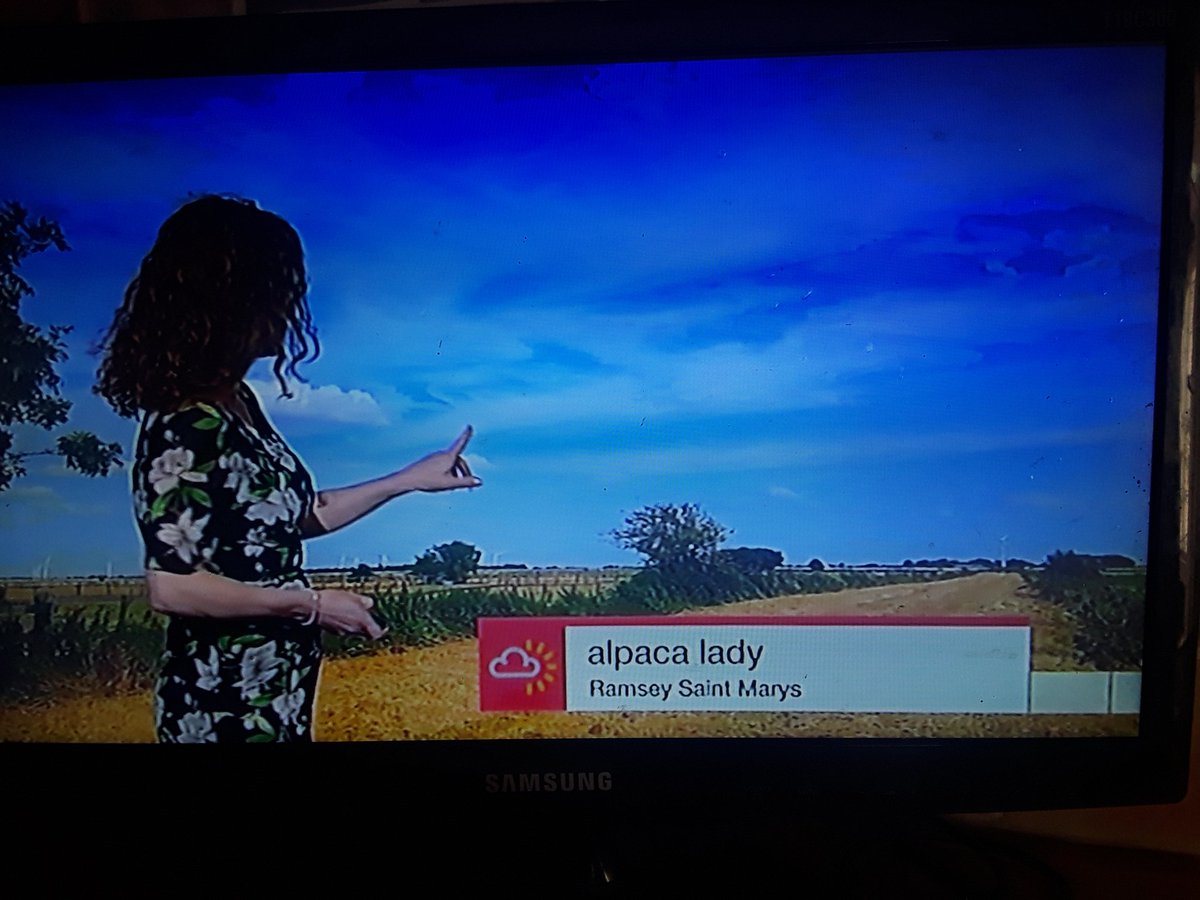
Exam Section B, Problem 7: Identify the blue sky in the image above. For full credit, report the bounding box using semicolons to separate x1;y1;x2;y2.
0;47;1164;575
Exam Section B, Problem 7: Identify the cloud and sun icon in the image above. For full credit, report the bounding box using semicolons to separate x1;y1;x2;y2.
488;641;559;696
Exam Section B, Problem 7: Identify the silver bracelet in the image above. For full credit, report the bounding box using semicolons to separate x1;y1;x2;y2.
299;588;321;626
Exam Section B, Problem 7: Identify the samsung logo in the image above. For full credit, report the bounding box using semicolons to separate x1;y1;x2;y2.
1102;8;1175;30
484;771;614;793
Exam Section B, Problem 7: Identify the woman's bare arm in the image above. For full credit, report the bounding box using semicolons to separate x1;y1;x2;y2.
147;569;310;618
302;426;481;537
146;569;384;637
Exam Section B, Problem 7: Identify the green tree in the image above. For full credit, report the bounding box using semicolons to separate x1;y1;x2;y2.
412;541;482;584
717;546;784;574
0;201;122;492
347;563;375;582
610;502;729;569
1043;549;1102;581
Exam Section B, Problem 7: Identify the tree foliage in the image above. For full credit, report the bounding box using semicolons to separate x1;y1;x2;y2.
347;563;376;582
717;546;784;574
610;502;730;569
0;201;122;492
412;540;482;584
1027;549;1144;670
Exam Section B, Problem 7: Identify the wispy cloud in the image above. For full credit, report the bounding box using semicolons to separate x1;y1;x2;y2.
247;379;388;426
2;485;66;509
503;423;1144;478
464;453;494;472
0;484;110;520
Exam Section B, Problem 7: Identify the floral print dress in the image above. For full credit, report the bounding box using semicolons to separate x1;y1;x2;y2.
134;382;320;743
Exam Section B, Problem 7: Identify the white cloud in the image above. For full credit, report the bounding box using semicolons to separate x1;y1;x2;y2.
464;453;494;472
247;379;388;426
3;485;65;508
0;484;109;520
768;485;801;499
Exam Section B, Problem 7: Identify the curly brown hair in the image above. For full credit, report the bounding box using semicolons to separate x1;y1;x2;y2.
95;195;319;417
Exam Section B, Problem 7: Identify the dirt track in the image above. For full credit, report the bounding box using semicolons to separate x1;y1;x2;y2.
0;574;1135;742
687;572;1083;672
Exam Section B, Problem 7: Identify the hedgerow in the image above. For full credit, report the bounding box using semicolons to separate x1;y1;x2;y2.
1022;552;1144;670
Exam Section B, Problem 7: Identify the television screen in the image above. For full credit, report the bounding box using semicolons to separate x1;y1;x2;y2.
0;0;1194;814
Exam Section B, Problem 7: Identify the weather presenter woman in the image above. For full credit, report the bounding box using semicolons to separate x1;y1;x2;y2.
96;195;480;742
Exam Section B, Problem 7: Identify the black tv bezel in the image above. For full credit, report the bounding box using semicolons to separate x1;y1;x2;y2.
1;0;1196;814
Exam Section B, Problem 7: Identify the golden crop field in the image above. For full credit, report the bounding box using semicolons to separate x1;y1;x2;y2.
0;577;147;605
0;574;1138;743
309;567;637;597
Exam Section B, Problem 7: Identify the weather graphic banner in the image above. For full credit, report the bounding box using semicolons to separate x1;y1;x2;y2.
478;617;1033;713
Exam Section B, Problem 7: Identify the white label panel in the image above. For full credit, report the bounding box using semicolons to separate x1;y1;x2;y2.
564;624;1030;713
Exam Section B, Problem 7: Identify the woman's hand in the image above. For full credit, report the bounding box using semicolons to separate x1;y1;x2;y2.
316;589;387;639
393;426;482;494
300;427;483;538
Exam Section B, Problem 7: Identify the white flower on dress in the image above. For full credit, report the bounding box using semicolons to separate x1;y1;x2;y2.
271;687;306;729
246;488;301;525
156;509;211;564
271;667;307;729
283;487;302;516
263;436;297;473
176;711;217;743
244;526;268;558
148;447;207;496
220;452;261;504
132;484;150;519
234;641;283;700
195;646;221;692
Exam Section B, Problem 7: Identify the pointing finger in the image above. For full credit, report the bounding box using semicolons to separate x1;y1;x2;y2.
448;425;473;456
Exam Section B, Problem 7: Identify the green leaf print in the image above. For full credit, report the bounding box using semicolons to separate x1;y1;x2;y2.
181;485;212;508
192;417;222;431
246;713;277;738
149;492;172;520
246;734;275;743
249;694;273;708
233;634;268;647
217;635;232;651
